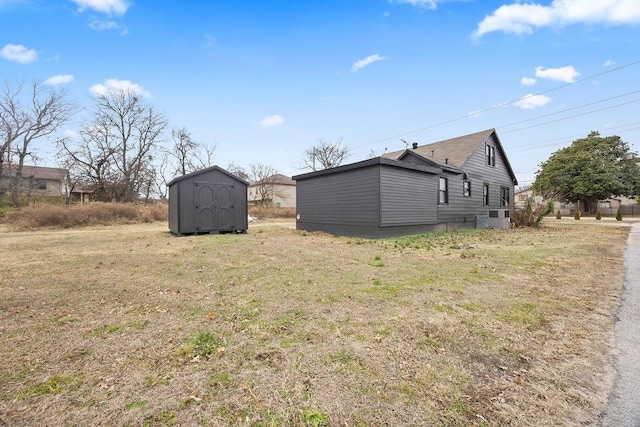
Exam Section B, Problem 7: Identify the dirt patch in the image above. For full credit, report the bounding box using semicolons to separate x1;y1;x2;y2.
0;221;628;426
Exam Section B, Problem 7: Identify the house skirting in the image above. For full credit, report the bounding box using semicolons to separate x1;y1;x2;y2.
296;221;476;239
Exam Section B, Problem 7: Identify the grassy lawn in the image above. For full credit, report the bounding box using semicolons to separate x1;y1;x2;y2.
0;220;629;426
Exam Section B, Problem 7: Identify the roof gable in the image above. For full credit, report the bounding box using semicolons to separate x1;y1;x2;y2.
384;129;517;184
396;150;463;174
167;165;249;187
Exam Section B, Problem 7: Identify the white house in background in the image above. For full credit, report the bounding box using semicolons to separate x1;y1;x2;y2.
0;165;70;198
248;173;296;208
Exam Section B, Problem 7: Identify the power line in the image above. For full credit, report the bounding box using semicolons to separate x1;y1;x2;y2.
359;58;640;147
496;89;640;130
500;98;640;134
508;120;640;154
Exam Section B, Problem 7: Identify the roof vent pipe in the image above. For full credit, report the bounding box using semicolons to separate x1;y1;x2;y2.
445;158;449;164
412;142;418;149
431;150;435;157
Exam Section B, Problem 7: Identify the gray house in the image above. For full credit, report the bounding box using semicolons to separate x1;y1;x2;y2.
168;165;249;235
292;129;517;238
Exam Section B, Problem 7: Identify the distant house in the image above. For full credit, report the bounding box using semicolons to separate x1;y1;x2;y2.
514;186;544;208
0;165;70;198
248;173;296;208
515;186;639;216
293;129;518;238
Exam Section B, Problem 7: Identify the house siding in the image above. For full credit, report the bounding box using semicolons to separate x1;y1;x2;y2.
380;165;437;226
438;133;514;223
248;183;296;208
272;184;296;208
294;129;517;238
436;170;478;224
296;166;380;227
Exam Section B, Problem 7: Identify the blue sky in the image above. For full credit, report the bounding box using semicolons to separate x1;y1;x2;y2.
1;0;639;186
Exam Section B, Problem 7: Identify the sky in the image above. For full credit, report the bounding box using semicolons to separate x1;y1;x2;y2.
1;0;639;186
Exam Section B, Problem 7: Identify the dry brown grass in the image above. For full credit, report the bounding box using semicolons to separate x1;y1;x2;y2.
249;206;295;219
1;202;168;231
0;220;628;426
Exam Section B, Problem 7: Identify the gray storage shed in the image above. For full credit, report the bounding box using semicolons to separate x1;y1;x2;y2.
168;165;249;235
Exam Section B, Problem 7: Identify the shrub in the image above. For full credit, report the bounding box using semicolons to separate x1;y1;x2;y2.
1;202;168;231
556;209;561;219
248;206;295;220
574;210;581;220
511;196;553;228
616;207;623;221
595;210;602;220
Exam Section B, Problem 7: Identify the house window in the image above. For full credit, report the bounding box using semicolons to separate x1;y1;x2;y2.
500;187;510;207
32;178;47;190
463;180;471;197
439;177;448;204
483;184;489;206
486;145;495;167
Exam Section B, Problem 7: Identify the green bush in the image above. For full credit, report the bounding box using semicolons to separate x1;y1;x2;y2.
556;209;561;219
616;207;623;221
595;210;602;220
574;210;581;220
511;196;553;228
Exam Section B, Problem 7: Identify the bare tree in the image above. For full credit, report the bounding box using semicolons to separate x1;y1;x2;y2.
58;89;167;202
57;123;118;201
166;127;216;176
154;127;217;199
249;163;281;206
226;161;249;181
301;138;350;171
368;147;388;158
0;81;75;205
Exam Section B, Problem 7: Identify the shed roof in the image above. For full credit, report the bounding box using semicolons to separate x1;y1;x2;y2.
167;165;250;187
383;128;518;184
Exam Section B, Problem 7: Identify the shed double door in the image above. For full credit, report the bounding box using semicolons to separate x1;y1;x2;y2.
194;182;235;232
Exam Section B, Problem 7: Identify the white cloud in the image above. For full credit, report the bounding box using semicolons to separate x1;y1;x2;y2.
70;0;129;16
89;18;120;31
64;129;80;139
535;65;580;83
603;59;615;67
521;76;537;85
257;114;284;127
90;79;151;98
389;0;438;9
514;93;552;109
0;43;37;63
474;0;640;38
351;54;387;72
45;74;74;85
